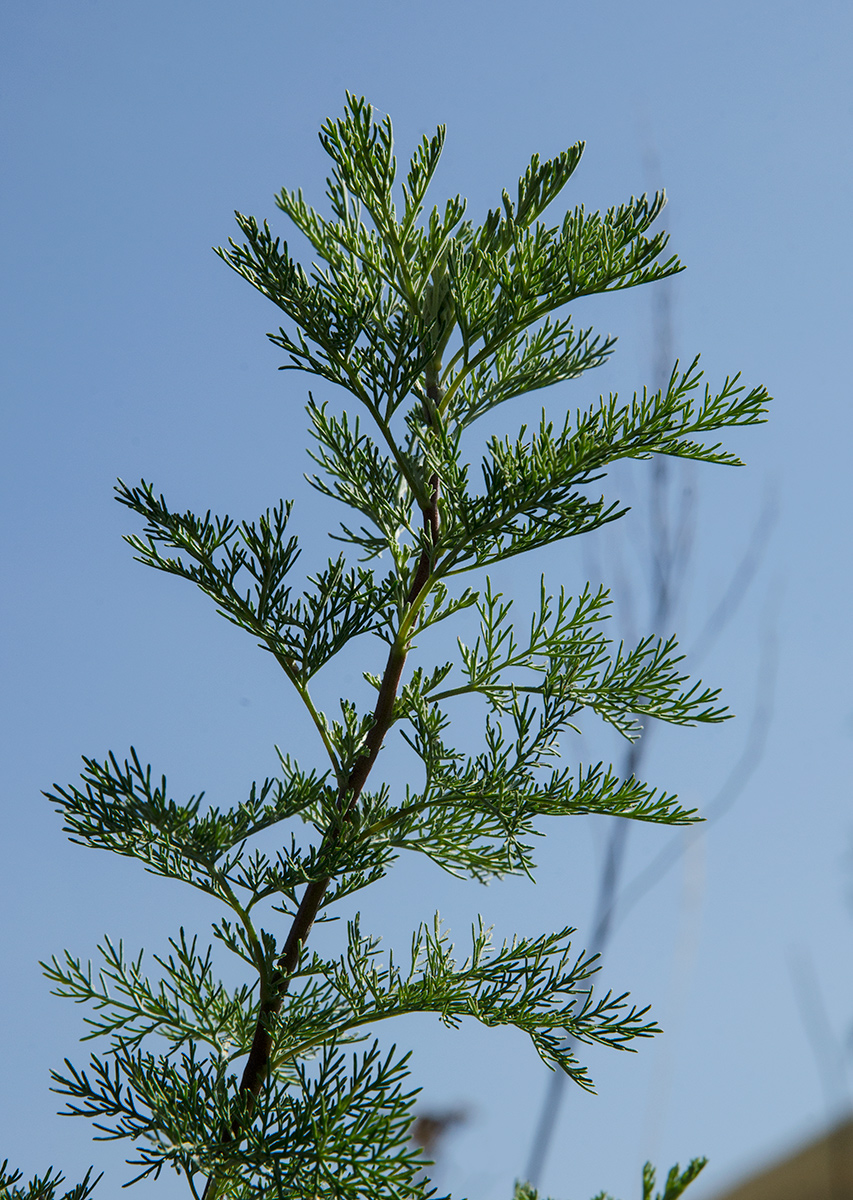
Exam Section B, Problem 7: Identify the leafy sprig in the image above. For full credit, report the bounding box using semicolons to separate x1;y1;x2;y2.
35;96;769;1199
512;1157;707;1200
0;1164;100;1200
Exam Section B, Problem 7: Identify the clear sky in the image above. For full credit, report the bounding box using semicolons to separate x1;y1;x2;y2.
2;3;852;1199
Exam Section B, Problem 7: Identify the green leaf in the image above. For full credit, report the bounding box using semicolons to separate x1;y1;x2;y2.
285;916;657;1091
643;1159;708;1200
0;1163;100;1200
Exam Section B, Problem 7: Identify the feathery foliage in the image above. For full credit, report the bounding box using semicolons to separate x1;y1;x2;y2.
24;95;768;1199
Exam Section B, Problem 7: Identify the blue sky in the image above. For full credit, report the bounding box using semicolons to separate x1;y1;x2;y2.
2;3;852;1198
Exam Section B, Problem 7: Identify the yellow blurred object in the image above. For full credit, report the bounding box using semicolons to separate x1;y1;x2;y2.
713;1116;853;1200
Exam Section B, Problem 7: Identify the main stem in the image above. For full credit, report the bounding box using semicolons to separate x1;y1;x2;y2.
202;399;442;1197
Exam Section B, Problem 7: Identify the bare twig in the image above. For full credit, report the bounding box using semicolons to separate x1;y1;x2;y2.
523;183;776;1183
789;947;850;1119
690;487;778;665
789;947;852;1200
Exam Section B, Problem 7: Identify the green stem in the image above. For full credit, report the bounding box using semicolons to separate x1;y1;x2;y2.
271;652;343;785
200;430;443;1200
212;874;267;989
365;400;429;509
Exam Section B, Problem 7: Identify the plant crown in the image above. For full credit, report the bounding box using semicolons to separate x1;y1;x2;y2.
22;96;769;1200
